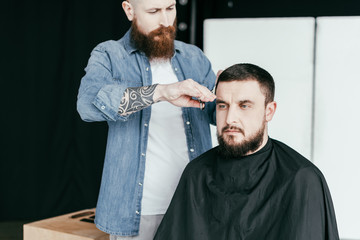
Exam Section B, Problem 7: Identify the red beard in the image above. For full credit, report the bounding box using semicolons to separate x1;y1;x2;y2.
131;19;177;60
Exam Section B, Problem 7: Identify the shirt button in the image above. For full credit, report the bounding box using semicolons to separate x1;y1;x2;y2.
186;121;190;125
101;105;105;110
144;123;148;127
174;68;178;71
190;149;194;152
138;182;143;186
135;211;140;215
146;67;149;71
141;153;145;156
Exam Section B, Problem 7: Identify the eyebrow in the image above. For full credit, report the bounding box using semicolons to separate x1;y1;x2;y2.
215;99;227;104
216;99;254;105
238;100;254;105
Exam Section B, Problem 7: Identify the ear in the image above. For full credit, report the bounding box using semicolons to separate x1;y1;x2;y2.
122;1;135;21
265;101;277;122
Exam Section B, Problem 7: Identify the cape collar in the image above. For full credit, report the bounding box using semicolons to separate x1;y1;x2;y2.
213;138;273;194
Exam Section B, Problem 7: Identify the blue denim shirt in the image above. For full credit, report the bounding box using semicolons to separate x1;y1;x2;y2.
77;29;216;236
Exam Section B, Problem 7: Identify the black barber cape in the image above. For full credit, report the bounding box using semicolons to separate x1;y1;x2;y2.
154;138;339;240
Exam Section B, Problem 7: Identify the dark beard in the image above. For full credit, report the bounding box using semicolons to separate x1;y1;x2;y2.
217;123;265;159
131;19;177;60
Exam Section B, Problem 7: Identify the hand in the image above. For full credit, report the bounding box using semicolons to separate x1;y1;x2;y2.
153;79;216;108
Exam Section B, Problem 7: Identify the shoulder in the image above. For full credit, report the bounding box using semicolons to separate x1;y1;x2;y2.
95;39;122;50
294;165;325;185
271;139;326;184
289;166;330;201
271;139;313;168
174;40;215;86
174;40;207;59
91;38;128;58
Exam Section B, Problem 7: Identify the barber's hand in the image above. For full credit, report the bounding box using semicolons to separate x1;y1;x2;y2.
153;79;216;108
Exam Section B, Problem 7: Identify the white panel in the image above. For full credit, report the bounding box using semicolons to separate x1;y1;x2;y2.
204;18;315;159
314;16;360;239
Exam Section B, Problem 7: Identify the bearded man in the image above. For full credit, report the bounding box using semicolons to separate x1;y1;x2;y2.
77;0;216;239
154;63;340;240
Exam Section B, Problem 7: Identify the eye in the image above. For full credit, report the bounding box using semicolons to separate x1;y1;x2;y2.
148;9;158;14
217;104;227;110
240;104;249;109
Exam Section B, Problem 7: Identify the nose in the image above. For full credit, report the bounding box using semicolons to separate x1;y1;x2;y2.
160;11;170;27
225;106;239;125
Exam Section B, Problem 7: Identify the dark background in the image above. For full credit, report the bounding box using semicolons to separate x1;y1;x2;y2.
1;0;359;223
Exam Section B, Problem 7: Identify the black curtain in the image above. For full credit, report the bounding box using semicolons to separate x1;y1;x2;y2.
0;0;130;221
1;0;359;222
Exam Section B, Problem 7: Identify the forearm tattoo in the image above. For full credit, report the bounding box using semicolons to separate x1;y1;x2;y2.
118;84;158;116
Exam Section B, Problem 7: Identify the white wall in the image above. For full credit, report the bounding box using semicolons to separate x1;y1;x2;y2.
203;16;360;239
204;17;315;158
314;16;360;239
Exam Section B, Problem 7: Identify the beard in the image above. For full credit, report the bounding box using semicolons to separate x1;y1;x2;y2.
131;18;177;60
217;120;266;159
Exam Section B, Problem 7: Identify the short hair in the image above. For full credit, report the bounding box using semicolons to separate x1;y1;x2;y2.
215;63;275;105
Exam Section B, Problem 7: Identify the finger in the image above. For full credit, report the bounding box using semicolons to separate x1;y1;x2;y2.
179;79;216;102
165;81;201;101
186;99;204;108
184;79;213;98
193;84;216;102
177;79;199;96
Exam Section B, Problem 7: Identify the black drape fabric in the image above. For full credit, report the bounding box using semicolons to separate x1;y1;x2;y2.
154;139;339;240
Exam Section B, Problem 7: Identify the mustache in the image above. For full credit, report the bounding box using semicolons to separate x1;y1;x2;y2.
149;25;176;37
222;125;245;135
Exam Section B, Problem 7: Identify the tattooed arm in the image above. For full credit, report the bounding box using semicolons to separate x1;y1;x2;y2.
118;79;216;116
118;84;158;116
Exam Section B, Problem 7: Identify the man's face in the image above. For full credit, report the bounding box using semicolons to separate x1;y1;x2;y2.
129;0;177;35
216;80;276;157
123;0;177;59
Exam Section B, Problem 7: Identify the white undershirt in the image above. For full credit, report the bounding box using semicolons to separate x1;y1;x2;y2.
141;60;189;215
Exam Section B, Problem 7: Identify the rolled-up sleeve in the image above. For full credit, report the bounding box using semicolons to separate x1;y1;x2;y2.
77;46;130;122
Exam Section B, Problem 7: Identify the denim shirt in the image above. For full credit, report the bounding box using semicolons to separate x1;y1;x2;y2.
77;29;216;236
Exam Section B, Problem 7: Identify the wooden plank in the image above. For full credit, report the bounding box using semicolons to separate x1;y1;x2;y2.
23;209;108;240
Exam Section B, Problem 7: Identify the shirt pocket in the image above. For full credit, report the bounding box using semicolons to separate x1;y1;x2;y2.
112;67;144;88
